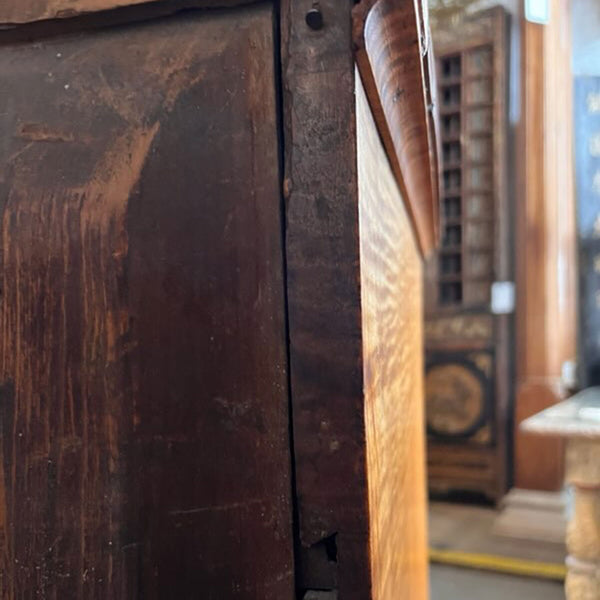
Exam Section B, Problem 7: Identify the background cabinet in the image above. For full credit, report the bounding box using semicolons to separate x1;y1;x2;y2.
425;7;513;502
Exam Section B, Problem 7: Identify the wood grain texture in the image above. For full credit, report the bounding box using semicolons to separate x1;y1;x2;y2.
0;6;294;597
514;0;576;491
353;0;440;256
0;0;255;26
281;0;370;597
357;72;429;600
282;1;434;595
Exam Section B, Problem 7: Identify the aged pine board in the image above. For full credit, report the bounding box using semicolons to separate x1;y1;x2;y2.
357;72;429;600
281;0;370;596
0;5;294;598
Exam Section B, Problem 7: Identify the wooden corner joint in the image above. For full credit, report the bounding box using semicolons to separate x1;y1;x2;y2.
352;0;440;257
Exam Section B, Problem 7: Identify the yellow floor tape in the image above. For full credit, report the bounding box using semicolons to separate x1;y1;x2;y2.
429;548;567;581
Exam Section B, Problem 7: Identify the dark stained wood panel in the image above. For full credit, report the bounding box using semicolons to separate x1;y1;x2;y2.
0;5;294;598
282;0;437;595
357;73;429;600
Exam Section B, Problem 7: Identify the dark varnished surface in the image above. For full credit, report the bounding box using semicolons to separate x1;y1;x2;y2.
0;6;294;598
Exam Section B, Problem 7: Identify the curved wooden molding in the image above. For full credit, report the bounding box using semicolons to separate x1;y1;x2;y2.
353;0;440;256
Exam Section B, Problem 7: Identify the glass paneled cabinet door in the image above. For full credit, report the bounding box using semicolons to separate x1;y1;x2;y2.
425;6;512;502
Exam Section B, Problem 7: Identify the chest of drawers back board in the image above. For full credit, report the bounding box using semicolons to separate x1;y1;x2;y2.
0;0;438;597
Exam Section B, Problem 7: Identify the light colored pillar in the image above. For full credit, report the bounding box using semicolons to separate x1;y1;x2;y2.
565;438;600;598
522;388;600;599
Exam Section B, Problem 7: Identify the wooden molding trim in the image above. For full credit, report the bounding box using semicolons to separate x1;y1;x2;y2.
353;0;440;256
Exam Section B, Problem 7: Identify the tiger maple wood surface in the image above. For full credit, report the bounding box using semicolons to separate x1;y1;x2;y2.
353;0;439;256
0;5;294;598
357;74;429;600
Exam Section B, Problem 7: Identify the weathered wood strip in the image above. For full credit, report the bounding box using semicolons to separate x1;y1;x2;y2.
281;0;371;596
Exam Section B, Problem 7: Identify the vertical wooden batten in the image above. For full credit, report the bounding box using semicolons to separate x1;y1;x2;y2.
281;0;370;595
283;0;438;596
514;0;577;491
0;5;296;597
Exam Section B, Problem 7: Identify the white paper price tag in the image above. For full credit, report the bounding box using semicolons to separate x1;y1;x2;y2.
491;281;515;315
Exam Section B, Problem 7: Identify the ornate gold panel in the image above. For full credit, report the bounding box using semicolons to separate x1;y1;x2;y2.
426;363;486;436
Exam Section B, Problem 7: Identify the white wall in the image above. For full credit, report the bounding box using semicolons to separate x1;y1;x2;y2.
571;0;600;76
